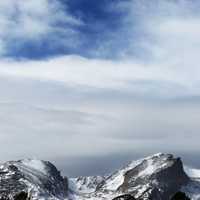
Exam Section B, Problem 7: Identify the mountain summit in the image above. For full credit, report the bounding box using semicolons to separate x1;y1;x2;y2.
0;159;68;200
0;154;200;200
71;153;199;200
95;153;189;199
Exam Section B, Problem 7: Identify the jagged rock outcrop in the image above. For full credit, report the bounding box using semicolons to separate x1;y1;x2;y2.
118;154;189;199
0;153;199;200
0;159;68;200
112;194;136;200
112;191;191;200
14;191;30;200
71;175;105;193
74;153;191;200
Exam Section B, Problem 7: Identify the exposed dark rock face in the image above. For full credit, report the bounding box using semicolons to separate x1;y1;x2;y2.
74;176;105;193
96;154;190;200
113;191;191;200
118;154;189;199
14;191;29;200
170;192;191;200
112;194;136;200
0;154;196;200
0;164;28;199
0;191;29;200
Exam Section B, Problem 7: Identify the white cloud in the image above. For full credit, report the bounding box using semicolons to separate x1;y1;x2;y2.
0;55;197;96
111;0;200;63
1;0;200;173
0;50;199;163
0;0;82;54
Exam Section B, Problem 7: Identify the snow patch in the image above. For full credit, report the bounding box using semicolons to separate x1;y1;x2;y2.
102;153;171;191
71;176;104;193
184;166;200;179
21;159;47;174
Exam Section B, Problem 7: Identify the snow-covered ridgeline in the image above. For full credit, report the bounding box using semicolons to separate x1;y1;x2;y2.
1;154;200;200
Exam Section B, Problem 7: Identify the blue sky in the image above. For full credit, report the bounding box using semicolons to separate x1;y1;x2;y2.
1;0;200;176
2;0;130;59
1;0;167;60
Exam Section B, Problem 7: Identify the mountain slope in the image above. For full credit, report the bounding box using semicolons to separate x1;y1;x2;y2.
0;159;68;200
70;153;198;200
0;154;200;200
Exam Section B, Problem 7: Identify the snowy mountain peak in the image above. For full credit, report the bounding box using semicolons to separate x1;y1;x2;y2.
72;153;190;200
1;154;200;200
0;159;68;200
98;153;181;192
19;159;48;174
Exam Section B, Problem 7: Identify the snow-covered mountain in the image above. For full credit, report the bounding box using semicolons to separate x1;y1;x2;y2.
1;153;200;200
0;159;68;200
70;153;200;200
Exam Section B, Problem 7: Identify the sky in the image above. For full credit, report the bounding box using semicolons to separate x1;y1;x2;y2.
1;0;200;177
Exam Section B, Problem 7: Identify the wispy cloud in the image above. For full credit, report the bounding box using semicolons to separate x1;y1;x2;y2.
1;0;200;174
0;52;200;164
105;0;200;61
0;0;82;56
0;55;198;97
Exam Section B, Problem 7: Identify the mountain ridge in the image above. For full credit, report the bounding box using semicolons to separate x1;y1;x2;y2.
0;153;199;200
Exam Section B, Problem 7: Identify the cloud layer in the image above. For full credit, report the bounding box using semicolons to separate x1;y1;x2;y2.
0;54;200;169
0;0;200;175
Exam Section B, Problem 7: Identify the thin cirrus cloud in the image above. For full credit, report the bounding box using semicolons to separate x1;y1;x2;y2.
110;0;200;62
0;0;82;56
